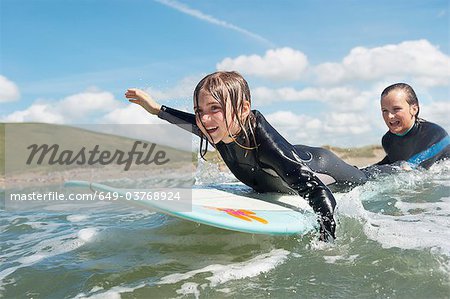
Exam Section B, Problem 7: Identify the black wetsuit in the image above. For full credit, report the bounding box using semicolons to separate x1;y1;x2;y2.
366;120;450;172
158;106;366;240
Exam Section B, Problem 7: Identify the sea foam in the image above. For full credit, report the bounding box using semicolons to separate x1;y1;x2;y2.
337;161;450;256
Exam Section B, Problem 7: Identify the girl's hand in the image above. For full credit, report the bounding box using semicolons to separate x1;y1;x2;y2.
125;88;162;115
400;161;413;171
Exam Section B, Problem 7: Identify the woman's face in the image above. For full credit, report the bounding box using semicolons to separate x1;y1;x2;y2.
381;90;418;135
194;89;241;144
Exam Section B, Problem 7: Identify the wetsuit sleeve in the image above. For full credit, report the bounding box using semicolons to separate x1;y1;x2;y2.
375;134;391;165
375;155;390;165
157;105;202;137
254;112;336;241
363;142;399;177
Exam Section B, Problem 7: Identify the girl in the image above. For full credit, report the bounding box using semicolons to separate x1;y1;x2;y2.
373;83;449;169
126;71;363;241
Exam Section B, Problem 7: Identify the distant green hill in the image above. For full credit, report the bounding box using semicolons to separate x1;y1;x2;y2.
1;123;4;176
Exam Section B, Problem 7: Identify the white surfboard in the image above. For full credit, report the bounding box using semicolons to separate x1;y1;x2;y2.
64;180;317;235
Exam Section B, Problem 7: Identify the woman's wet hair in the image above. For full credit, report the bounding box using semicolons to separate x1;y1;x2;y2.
193;71;256;159
381;83;420;119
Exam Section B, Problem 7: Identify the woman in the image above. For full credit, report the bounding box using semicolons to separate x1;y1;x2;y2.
368;83;449;170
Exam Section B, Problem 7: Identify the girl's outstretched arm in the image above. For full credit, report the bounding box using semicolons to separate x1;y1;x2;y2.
125;89;202;137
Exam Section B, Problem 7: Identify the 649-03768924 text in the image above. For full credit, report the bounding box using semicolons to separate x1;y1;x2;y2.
8;191;182;201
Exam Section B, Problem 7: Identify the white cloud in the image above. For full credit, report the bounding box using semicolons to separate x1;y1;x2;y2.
252;85;373;112
323;112;372;135
217;48;309;81
0;75;20;102
315;39;450;87
264;109;381;147
2;89;120;123
58;91;118;118
420;101;450;129
265;111;325;145
265;111;322;130
3;104;64;123
253;86;356;102
217;40;450;87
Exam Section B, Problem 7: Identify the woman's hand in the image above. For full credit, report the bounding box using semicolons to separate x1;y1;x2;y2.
125;88;162;115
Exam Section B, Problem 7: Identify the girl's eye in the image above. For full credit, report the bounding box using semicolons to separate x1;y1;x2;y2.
210;106;221;112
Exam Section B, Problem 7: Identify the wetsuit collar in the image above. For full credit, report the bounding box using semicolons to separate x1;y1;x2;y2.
223;129;246;144
393;121;416;137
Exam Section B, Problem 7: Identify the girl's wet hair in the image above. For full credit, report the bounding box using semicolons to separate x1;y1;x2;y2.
381;83;421;119
193;71;256;159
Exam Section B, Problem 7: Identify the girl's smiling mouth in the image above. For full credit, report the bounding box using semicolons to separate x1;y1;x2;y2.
389;120;400;127
206;127;218;133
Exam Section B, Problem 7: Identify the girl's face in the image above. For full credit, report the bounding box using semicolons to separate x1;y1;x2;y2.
194;89;247;144
381;90;418;135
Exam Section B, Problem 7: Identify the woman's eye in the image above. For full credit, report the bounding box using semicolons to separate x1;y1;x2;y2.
210;106;221;112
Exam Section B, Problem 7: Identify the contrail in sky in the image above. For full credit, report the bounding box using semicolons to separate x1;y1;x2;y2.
155;0;274;47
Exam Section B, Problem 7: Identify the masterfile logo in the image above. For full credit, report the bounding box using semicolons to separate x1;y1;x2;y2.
26;141;170;171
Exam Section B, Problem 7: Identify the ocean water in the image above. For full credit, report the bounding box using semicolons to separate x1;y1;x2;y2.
1;161;449;299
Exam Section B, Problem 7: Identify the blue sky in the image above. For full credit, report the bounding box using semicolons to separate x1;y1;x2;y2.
1;0;449;147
